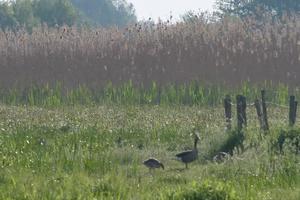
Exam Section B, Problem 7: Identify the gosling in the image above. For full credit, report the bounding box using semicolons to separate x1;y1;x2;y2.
143;158;164;171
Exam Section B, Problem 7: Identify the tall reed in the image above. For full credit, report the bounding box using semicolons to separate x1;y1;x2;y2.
0;14;299;89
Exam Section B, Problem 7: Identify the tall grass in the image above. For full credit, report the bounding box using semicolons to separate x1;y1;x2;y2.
0;81;296;106
0;14;300;89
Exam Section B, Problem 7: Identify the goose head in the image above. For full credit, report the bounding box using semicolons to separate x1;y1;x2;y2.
193;131;200;149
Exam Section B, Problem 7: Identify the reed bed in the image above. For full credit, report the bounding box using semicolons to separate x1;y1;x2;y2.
0;13;300;90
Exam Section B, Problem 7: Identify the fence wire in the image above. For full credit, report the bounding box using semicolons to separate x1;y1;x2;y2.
229;101;289;109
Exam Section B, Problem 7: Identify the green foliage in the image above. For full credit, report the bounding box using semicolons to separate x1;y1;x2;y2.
12;0;39;30
0;82;298;107
168;180;239;200
71;0;136;27
33;0;78;27
277;129;300;154
211;129;245;157
0;2;17;29
0;0;78;30
0;0;136;30
216;0;300;18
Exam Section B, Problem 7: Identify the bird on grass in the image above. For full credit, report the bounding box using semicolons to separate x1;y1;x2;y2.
175;132;200;169
143;158;164;172
213;152;230;163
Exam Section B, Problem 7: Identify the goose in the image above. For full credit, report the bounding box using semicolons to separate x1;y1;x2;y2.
213;152;230;163
143;158;164;171
175;133;200;169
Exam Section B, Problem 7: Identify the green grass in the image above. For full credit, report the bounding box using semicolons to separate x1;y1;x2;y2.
0;104;299;199
0;81;295;106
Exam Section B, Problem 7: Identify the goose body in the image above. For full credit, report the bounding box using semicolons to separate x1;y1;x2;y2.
213;152;229;163
176;149;198;164
143;158;164;170
175;133;199;168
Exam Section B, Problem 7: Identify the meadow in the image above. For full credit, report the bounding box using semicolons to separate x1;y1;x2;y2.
0;84;299;200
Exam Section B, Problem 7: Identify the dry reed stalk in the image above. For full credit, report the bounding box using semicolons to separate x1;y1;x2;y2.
0;14;300;90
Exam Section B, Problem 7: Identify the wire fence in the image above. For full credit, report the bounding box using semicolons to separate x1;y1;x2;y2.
224;90;297;131
230;102;289;108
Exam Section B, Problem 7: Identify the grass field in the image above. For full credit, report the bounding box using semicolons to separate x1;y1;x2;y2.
0;102;299;199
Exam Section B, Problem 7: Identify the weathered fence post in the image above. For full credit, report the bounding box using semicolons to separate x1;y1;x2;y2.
224;95;232;130
237;95;247;131
156;85;162;105
289;95;298;126
294;101;298;125
254;99;264;130
261;90;269;131
236;95;243;131
241;96;247;127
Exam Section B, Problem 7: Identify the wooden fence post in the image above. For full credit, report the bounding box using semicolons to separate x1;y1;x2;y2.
156;85;162;105
295;101;298;125
241;96;247;127
289;95;298;126
261;90;269;131
254;99;264;130
224;95;232;130
237;95;246;131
